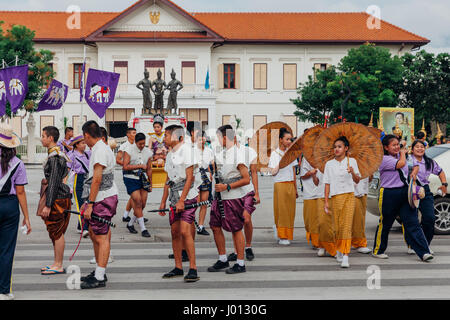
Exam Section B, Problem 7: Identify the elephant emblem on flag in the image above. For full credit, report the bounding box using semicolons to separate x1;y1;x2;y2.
9;78;24;96
0;81;5;100
45;85;66;106
89;84;110;103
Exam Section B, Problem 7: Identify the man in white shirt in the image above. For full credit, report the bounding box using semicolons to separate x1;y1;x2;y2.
80;121;118;289
227;140;258;262
123;133;153;238
116;127;136;223
158;125;200;282
207;125;251;274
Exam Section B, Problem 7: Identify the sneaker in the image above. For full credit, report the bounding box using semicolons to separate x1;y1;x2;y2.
227;252;237;262
278;239;290;245
422;253;434;262
336;251;343;262
82;230;89;238
168;251;189;261
108;254;114;263
182;250;189;262
80;276;106;289
341;255;350;268
197;226;210;236
273;225;279;241
127;224;138;234
89;257;96;264
357;247;372;254
76;226;82;234
372;252;389;259
144;218;149;223
317;248;326;257
245;248;255;261
184;269;200;282
207;260;230;272
162;267;184;278
122;216;131;222
407;247;415;255
141;230;151;238
429;248;435;255
225;263;246;274
81;270;108;282
0;293;14;300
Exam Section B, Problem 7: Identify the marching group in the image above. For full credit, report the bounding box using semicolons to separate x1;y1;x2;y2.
0;117;447;298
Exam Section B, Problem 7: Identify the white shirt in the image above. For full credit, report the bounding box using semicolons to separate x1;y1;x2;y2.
323;157;360;197
215;144;249;200
300;158;324;200
164;142;200;200
198;146;214;170
88;140;118;202
354;177;369;198
123;144;153;180
239;144;257;194
268;148;298;183
119;140;134;152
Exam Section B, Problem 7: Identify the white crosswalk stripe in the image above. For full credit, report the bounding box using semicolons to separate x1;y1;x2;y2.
10;233;450;299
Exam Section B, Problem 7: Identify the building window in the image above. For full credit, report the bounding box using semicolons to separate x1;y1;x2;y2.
253;63;267;90
114;61;128;91
182;61;196;92
145;60;165;81
73;63;83;89
283;63;297;90
253;115;267;131
45;63;53;88
222;115;231;126
224;64;235;89
40;115;55;133
314;63;328;81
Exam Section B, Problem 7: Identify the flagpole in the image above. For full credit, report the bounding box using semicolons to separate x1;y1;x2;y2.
79;45;86;134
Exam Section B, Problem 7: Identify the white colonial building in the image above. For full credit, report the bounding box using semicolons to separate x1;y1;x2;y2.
1;0;429;141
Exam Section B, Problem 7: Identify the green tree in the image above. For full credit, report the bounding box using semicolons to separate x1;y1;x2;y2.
0;22;54;116
292;66;339;126
400;50;450;136
327;43;404;125
293;44;405;126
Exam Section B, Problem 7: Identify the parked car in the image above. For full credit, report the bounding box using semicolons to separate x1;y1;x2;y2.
367;144;450;234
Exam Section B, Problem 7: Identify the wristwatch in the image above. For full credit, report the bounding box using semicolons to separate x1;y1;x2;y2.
442;183;448;187
226;184;231;192
86;200;95;205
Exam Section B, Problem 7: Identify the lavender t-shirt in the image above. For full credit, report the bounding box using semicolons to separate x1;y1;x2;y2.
379;154;408;188
0;154;28;195
412;156;442;185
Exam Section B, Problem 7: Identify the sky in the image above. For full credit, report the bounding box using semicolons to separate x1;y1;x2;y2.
0;0;448;53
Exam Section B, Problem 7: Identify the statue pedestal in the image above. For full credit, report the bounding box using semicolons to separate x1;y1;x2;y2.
26;113;36;163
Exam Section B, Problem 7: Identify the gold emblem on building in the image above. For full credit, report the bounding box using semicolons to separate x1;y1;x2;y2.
149;11;160;24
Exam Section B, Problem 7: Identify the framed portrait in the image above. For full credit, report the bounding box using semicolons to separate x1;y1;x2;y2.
379;108;414;144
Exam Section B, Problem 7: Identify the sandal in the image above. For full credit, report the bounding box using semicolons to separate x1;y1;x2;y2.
41;268;66;275
40;266;51;271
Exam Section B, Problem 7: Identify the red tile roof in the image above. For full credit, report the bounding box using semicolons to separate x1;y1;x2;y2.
0;11;118;41
0;9;429;45
193;12;429;44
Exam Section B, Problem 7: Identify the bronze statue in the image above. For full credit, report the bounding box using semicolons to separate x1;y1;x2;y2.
136;70;153;114
166;69;183;115
151;69;167;115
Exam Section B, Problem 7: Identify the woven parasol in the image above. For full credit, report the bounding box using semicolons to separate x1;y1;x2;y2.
367;126;382;139
312;122;383;179
299;125;325;169
249;121;292;171
279;136;302;169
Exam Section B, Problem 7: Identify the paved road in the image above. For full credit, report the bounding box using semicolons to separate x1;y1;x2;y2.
9;166;450;299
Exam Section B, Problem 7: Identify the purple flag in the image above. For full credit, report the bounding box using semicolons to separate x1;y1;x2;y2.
36;79;68;112
0;69;6;116
84;68;120;118
3;65;28;113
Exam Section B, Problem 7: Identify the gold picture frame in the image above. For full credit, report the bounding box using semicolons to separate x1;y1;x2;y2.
379;107;414;144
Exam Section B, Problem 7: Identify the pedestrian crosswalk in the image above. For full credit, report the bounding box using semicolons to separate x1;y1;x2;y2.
10;234;450;299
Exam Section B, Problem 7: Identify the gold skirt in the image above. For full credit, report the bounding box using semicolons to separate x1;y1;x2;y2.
317;198;336;256
330;192;355;255
352;195;368;248
273;181;297;240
